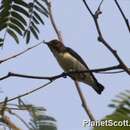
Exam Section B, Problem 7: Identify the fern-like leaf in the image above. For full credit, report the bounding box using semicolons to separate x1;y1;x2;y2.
93;90;130;130
24;0;48;43
0;0;29;44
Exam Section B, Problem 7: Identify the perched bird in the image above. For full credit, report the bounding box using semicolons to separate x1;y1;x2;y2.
44;39;104;94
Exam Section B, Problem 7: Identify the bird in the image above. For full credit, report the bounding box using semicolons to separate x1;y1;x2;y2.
44;39;104;94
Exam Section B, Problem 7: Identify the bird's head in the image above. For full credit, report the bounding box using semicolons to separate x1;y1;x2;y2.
44;39;65;52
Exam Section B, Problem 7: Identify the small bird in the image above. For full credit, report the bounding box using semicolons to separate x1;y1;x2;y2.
44;39;104;94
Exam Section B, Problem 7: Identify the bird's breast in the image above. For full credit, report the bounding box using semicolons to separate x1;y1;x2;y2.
55;52;86;72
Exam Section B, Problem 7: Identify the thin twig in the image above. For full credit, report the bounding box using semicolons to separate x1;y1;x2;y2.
0;81;52;104
74;81;95;121
97;0;104;11
114;0;130;33
0;106;31;111
97;70;124;74
0;40;44;64
82;0;130;75
95;0;104;18
0;72;66;81
0;65;124;80
47;1;63;42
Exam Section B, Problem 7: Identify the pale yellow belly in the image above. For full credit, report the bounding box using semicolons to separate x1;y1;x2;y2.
55;52;94;86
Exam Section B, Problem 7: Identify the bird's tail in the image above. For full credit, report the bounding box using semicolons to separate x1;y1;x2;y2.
93;82;104;95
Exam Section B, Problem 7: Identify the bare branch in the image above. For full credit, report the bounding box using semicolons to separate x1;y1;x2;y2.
82;0;93;16
0;72;67;81
114;0;130;33
97;70;124;74
82;0;130;75
0;40;43;64
97;0;104;11
0;65;125;107
95;0;104;18
0;64;121;81
0;81;52;104
74;81;95;121
47;1;63;42
0;65;126;81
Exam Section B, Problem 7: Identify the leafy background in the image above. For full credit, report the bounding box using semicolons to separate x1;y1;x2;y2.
0;0;48;44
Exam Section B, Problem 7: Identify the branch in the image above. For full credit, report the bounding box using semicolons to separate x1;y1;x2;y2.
82;0;130;75
0;65;124;81
47;1;63;42
74;81;95;121
0;81;52;104
0;65;125;107
0;72;67;81
97;0;104;12
0;40;43;64
0;97;8;116
0;106;31;111
0;64;128;81
114;0;130;33
2;115;22;130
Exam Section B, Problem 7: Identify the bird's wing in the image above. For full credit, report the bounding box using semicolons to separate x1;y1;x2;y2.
65;47;90;69
65;47;98;83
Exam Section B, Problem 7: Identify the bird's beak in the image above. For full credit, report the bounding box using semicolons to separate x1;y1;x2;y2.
43;41;49;45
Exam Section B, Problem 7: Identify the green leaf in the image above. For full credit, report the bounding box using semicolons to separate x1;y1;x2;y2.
0;16;8;23
0;10;10;17
30;26;39;39
8;23;23;36
1;0;11;10
33;11;44;24
35;0;48;16
0;38;4;46
93;90;130;130
11;11;27;26
13;0;28;8
2;0;11;5
10;17;25;31
0;23;7;31
32;16;40;24
0;38;4;42
41;0;49;6
7;29;19;43
12;4;29;17
26;31;30;44
24;30;30;44
0;43;3;47
31;22;39;33
34;5;48;17
28;2;34;13
0;17;8;30
27;104;57;130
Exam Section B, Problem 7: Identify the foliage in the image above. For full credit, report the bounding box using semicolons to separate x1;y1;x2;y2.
0;0;48;45
93;90;130;130
28;105;57;130
0;100;57;130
